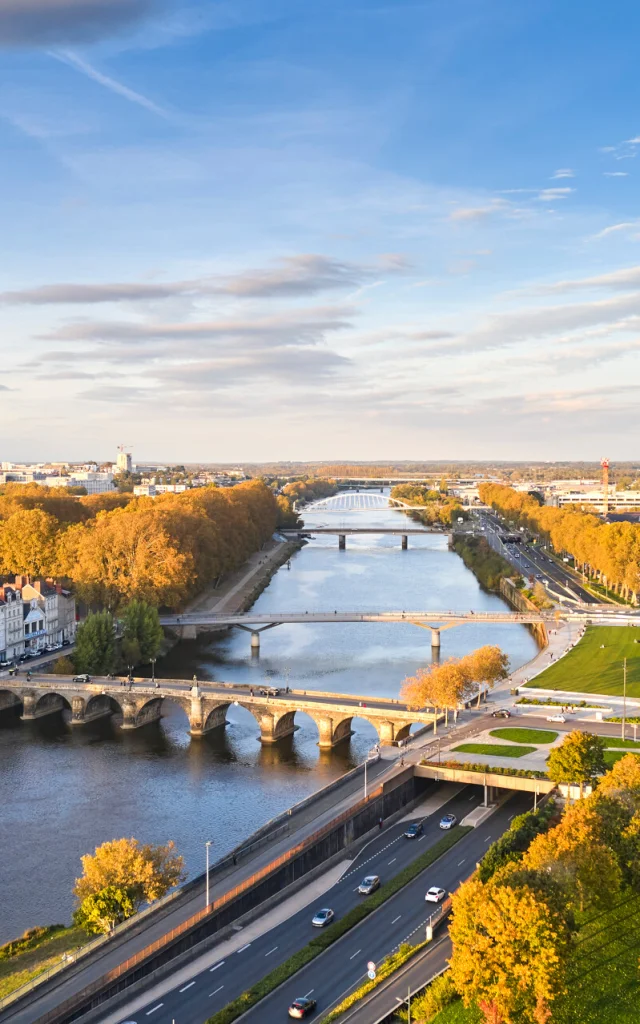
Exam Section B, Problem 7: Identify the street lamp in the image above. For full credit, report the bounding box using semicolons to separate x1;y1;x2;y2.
205;840;213;908
151;658;156;684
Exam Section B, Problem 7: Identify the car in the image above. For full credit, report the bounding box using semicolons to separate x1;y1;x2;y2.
18;654;29;663
404;822;423;839
259;686;280;697
288;996;317;1018
311;907;334;927
439;813;457;830
425;886;446;903
45;645;57;653
357;875;380;895
0;660;10;668
547;714;566;723
73;674;92;683
491;708;511;718
61;639;71;646
536;573;542;579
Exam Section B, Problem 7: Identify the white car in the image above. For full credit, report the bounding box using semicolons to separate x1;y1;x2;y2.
425;887;446;903
547;714;566;723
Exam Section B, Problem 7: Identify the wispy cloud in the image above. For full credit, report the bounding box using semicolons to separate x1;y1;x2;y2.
591;221;640;241
536;187;574;201
603;171;628;177
551;168;574;179
50;49;171;118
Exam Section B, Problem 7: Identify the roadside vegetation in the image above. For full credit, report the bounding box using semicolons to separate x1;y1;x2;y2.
390;483;466;526
526;625;640;697
489;728;558;744
451;536;513;591
0;926;86;1000
452;743;537;758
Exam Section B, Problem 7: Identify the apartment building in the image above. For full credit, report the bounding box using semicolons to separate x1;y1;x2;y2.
0;579;76;661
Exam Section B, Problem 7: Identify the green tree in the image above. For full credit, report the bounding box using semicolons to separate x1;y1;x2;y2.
120;600;163;668
73;837;185;922
52;655;75;675
74;611;116;675
547;730;606;796
73;885;135;935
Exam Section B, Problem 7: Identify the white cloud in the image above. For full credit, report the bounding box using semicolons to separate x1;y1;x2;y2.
536;187;574;201
551;169;574;179
539;265;640;293
50;49;171;118
591;221;640;240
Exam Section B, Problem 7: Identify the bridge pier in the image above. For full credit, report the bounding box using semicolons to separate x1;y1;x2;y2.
431;629;441;649
70;695;113;726
402;535;408;550
251;631;261;651
258;710;297;745
21;691;67;721
314;715;354;749
338;534;346;550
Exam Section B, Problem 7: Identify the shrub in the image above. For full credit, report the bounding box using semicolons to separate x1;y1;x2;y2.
396;971;457;1022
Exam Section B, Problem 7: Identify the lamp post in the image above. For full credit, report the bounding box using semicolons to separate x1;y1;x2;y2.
205;840;213;908
151;658;156;684
622;658;627;741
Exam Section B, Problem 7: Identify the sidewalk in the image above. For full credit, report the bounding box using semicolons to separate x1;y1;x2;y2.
186;537;298;616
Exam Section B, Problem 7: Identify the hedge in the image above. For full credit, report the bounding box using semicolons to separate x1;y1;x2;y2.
204;826;472;1024
421;758;549;780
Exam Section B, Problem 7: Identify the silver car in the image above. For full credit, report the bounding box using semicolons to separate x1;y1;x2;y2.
311;907;334;927
357;875;380;895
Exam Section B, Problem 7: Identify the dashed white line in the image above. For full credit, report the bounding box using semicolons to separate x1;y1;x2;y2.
210;961;225;971
265;946;278;956
146;1005;164;1015
237;943;252;953
349;949;362;960
392;915;402;924
484;835;492;842
179;981;195;992
304;989;315;997
388;857;396;864
458;859;466;866
417;835;425;841
508;813;515;820
209;985;224;997
468;795;475;801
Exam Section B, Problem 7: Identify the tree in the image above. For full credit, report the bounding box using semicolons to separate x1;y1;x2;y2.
0;508;59;578
74;885;135;934
449;869;569;1024
468;645;510;707
401;659;470;713
52;655;75;675
74;837;185;924
597;751;640;809
547;730;606;797
120;600;163;667
74;611;116;675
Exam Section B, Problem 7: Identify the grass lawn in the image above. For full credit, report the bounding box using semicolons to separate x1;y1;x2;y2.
0;927;86;1000
451;743;536;758
604;738;640;749
489;727;558;744
604;750;640;767
527;626;640;697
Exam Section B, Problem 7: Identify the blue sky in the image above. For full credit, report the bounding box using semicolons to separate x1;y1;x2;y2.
2;0;640;462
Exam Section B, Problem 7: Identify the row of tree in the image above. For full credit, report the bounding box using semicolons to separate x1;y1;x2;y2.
449;750;640;1024
400;646;510;713
0;480;279;609
479;483;640;600
390;484;465;525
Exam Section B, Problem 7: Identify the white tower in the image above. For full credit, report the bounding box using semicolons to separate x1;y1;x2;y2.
116;445;132;473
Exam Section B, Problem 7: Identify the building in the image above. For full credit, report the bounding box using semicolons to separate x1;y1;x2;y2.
133;484;156;497
553;489;640;511
116;447;133;473
0;578;76;661
43;472;114;494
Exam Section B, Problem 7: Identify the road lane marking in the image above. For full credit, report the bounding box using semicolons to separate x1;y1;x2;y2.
237;943;252;953
304;989;315;997
484;835;492;842
146;1005;164;1015
265;946;278;956
209;961;225;971
392;915;402;923
349;949;362;960
418;835;425;841
179;982;195;992
468;796;475;800
388;858;396;864
209;986;224;997
458;859;466;866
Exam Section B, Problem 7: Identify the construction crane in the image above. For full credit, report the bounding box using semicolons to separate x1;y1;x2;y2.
601;457;610;515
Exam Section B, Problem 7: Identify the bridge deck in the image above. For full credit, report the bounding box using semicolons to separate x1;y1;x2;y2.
282;527;440;535
160;609;551;626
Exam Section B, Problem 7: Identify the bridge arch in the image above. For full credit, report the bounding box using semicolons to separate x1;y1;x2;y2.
84;693;124;722
22;690;72;721
0;687;22;713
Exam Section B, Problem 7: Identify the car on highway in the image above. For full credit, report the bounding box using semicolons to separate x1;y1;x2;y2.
259;686;280;697
357;875;380;895
536;573;542;579
439;813;457;830
547;714;566;723
491;708;511;718
311;908;334;927
425;886;446;903
288;996;317;1018
404;822;423;839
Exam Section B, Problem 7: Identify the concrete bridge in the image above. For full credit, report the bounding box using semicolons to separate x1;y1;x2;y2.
159;608;554;648
0;676;438;748
281;527;442;549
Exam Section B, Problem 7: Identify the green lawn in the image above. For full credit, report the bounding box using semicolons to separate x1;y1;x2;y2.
604;738;640;749
526;626;640;697
489;727;558;744
0;927;86;1000
452;743;536;758
604;750;640;767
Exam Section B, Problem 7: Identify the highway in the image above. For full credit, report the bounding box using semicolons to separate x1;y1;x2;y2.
104;789;532;1024
477;511;597;604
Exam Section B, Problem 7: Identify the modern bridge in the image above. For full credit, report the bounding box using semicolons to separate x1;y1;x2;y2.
281;526;443;548
0;676;437;747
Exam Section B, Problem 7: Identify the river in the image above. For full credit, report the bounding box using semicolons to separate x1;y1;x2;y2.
0;499;538;942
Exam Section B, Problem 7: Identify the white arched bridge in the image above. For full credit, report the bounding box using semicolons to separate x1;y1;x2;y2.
297;492;428;514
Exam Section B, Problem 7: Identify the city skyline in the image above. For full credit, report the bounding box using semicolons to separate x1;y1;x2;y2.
1;0;639;461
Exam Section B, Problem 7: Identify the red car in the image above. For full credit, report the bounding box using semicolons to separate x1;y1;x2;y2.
289;996;317;1018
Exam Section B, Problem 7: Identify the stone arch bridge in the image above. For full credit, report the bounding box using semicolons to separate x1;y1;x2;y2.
0;676;437;749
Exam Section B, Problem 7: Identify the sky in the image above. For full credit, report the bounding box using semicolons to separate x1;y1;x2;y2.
2;0;640;463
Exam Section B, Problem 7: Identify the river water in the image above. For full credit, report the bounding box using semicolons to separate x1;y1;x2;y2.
0;500;538;942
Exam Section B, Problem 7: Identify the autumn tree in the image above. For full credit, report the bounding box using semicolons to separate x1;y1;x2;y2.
0;508;59;578
597;751;640;810
468;645;510;707
74;611;116;675
401;659;470;712
73;837;185;934
449;867;570;1024
120;600;163;669
547;730;606;796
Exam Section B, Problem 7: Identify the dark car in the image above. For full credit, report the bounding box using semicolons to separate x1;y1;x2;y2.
491;708;511;718
404;822;423;839
288;996;317;1019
